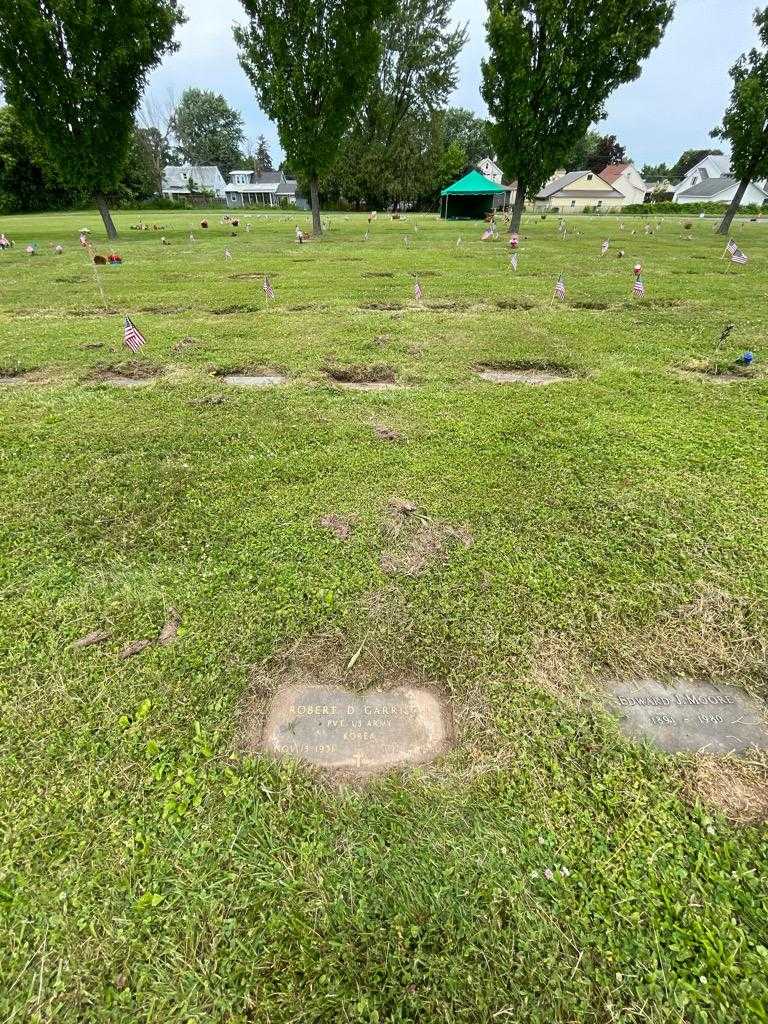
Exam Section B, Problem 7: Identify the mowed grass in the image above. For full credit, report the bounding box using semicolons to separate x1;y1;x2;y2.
1;207;767;1023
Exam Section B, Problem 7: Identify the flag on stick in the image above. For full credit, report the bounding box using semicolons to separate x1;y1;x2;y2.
224;248;232;260
414;279;423;302
510;252;518;271
728;240;748;264
554;275;566;301
601;239;609;256
124;316;146;353
263;275;275;300
633;277;646;298
481;227;494;241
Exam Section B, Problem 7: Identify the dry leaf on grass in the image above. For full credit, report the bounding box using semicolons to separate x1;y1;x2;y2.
72;629;109;648
158;608;181;645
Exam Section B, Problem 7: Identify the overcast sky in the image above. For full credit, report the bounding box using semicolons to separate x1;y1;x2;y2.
148;0;758;168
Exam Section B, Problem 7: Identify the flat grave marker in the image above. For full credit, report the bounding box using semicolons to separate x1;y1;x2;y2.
608;678;768;754
260;683;452;775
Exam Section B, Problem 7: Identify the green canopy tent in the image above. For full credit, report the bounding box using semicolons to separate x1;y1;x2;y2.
440;169;506;220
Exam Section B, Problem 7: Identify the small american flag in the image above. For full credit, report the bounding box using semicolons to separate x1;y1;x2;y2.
364;230;369;241
224;248;232;260
456;236;462;247
601;239;609;255
554;275;566;301
510;252;518;271
728;240;748;264
414;279;423;301
263;275;275;300
124;316;146;353
481;227;494;241
633;277;646;298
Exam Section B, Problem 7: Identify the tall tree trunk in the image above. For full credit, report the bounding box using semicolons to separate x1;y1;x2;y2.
309;178;322;236
510;181;526;232
716;176;751;236
94;191;118;240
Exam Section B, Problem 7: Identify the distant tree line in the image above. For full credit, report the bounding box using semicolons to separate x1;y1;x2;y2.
1;0;765;237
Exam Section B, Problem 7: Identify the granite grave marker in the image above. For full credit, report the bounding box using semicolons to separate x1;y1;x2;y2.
608;678;768;754
261;683;451;774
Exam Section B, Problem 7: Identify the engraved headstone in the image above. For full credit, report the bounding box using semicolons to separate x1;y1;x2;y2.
260;684;451;774
608;678;768;754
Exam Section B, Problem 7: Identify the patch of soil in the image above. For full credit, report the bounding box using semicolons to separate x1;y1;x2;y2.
189;395;226;407
157;608;180;646
118;638;152;659
475;361;579;386
287;303;328;312
373;334;392;348
230;272;278;280
0;368;40;384
80;342;106;350
496;299;535;310
683;755;768;825
88;362;163;387
570;300;609;310
319;513;353;541
362;271;395;278
411;270;441;278
379;498;473;577
138;305;190;315
678;360;757;382
425;300;469;311
72;629;109;648
216;369;286;388
358;302;405;311
210;304;261;315
325;364;402;390
373;424;403;442
70;307;120;317
336;257;364;263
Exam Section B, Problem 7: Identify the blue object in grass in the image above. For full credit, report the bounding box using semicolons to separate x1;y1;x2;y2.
740;351;754;365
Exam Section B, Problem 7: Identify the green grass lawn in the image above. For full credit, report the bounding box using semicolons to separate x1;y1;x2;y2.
1;207;767;1023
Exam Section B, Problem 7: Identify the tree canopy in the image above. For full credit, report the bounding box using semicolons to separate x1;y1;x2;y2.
442;108;492;170
713;6;768;234
481;0;674;229
320;0;467;210
0;0;185;238
235;0;396;234
172;88;245;174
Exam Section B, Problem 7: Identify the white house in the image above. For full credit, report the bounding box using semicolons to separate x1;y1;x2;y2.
224;169;301;207
674;176;768;206
598;163;647;206
476;157;516;207
534;169;625;212
162;165;227;201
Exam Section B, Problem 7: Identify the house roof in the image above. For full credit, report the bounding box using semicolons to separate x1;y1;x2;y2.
536;170;624;200
687;154;731;178
677;176;767;199
599;163;631;184
441;169;506;196
162;165;224;191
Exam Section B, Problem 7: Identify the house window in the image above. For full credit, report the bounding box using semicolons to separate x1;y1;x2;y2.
570;200;576;207
586;173;593;181
596;200;602;207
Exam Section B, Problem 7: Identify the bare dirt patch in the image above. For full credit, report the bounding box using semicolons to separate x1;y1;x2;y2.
69;307;120;317
209;304;261;315
475;361;579;386
379;498;473;577
425;300;470;311
137;305;190;315
373;424;403;442
683;754;768;825
87;362;164;387
230;272;278;280
496;299;536;310
325;363;403;391
0;367;42;385
570;300;609;311
319;513;353;541
358;301;405;311
677;359;757;383
362;271;395;278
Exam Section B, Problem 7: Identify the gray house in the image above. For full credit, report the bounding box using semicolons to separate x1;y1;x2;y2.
162;165;227;202
224;169;305;208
